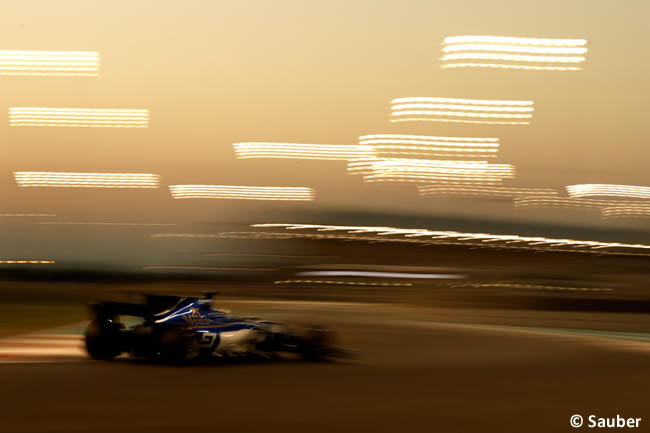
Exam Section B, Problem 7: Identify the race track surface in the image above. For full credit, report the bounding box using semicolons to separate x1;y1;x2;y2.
1;302;649;433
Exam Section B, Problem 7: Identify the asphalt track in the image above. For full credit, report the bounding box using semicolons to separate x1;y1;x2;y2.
1;302;650;433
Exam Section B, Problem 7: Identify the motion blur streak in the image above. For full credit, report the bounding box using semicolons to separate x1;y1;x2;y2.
392;97;533;105
14;172;160;188
361;175;507;184
348;159;515;173
296;270;465;279
442;44;587;54
418;185;558;198
391;97;534;124
390;117;530;125
391;104;534;113
233;142;374;160
0;214;56;217
458;282;613;292
0;50;99;76
168;185;314;200
441;63;582;71
251;223;650;253
349;159;515;184
9;107;149;128
442;53;585;63
142;266;278;271
601;205;650;218
204;253;339;259
359;134;500;143
274;280;413;287
37;222;175;226
153;231;650;256
443;35;588;46
392;110;532;119
441;36;586;70
0;260;54;264
358;134;499;157
567;184;650;199
514;197;649;208
367;177;502;184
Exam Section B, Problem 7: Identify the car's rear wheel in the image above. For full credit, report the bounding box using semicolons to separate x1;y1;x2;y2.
301;326;338;362
85;319;122;360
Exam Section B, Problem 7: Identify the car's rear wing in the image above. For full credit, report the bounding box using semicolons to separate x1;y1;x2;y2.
91;294;185;320
91;301;153;320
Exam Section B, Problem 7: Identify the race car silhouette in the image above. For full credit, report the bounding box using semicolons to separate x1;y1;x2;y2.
85;292;349;362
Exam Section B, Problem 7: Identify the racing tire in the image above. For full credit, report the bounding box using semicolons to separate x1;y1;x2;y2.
301;326;338;362
85;319;122;360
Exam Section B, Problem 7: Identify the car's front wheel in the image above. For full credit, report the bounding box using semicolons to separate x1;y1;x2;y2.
301;326;338;361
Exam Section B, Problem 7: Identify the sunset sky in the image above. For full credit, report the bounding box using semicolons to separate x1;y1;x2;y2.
1;0;649;264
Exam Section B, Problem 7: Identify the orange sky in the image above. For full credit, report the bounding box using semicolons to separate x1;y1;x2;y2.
1;0;649;237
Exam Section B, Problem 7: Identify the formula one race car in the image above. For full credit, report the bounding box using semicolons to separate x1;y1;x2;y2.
85;292;350;362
